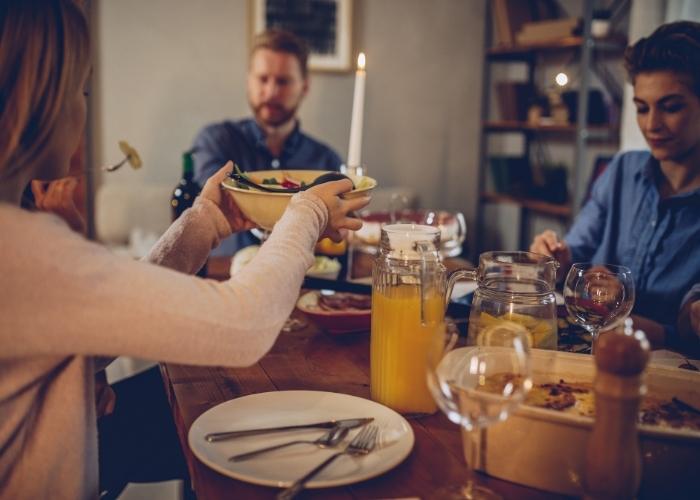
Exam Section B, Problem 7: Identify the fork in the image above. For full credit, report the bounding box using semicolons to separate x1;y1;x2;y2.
228;426;348;462
276;425;378;500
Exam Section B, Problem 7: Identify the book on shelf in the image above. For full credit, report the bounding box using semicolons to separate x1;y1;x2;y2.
495;82;534;121
530;164;569;204
492;0;513;45
492;0;540;46
489;156;532;196
515;17;580;45
491;0;561;47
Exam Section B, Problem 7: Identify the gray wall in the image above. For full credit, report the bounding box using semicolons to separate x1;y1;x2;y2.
93;0;484;251
620;0;666;151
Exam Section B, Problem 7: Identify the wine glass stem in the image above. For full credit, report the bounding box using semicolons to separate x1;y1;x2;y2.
345;241;355;281
463;428;478;497
590;327;601;355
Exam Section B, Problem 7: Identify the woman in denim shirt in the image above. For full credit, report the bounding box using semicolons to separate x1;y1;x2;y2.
531;21;700;351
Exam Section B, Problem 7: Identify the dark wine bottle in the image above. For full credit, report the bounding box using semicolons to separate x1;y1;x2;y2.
171;151;199;220
171;150;207;277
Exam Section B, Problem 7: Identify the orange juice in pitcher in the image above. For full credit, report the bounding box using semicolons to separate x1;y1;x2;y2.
370;224;472;415
371;284;444;413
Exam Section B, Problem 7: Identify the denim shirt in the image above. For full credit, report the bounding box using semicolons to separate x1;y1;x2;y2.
192;118;342;186
565;150;700;337
191;118;342;255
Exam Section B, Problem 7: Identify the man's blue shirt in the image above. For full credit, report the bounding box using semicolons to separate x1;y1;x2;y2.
191;118;343;255
565;150;700;335
193;118;342;185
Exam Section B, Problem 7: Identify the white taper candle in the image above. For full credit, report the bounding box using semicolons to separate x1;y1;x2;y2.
347;53;366;168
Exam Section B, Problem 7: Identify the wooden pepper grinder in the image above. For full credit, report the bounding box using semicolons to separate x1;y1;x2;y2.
584;321;650;499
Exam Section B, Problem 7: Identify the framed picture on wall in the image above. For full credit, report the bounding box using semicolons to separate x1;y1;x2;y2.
251;0;353;72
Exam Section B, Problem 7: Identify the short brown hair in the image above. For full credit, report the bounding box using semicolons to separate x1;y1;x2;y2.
251;29;309;78
0;0;90;177
624;21;700;97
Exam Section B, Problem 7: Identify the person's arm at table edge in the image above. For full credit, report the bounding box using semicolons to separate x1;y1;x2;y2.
676;285;700;356
629;314;668;349
564;154;623;264
1;188;320;366
530;154;622;276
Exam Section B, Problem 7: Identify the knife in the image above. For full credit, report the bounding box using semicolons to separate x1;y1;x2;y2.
204;417;373;442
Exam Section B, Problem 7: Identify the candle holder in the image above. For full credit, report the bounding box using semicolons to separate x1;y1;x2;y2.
341;163;368;281
341;164;366;178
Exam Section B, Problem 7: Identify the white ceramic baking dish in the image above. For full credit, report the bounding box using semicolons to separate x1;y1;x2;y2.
460;349;700;498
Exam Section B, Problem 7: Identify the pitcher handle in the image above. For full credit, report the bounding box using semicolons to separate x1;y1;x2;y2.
445;268;477;311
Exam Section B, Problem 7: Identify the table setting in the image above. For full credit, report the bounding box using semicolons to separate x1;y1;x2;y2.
172;214;700;499
167;58;700;498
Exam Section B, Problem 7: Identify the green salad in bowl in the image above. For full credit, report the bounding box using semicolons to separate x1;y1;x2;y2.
221;169;377;230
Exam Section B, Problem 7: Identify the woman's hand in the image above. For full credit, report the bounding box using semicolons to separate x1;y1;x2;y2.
530;230;572;272
691;301;700;337
629;314;666;349
307;179;370;242
678;298;700;354
200;161;257;233
31;178;86;234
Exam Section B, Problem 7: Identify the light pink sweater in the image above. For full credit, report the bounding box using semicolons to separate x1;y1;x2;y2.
0;192;327;499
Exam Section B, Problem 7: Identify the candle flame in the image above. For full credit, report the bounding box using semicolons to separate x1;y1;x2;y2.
357;52;366;70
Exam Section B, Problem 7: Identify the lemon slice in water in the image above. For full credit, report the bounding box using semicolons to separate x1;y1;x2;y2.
476;320;532;348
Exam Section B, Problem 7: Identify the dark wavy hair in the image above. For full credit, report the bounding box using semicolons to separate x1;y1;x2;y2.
624;21;700;97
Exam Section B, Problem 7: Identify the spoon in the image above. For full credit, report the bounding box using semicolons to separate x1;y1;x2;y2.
230;171;355;193
228;425;349;462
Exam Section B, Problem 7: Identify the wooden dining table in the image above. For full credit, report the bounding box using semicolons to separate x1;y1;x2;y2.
160;256;570;499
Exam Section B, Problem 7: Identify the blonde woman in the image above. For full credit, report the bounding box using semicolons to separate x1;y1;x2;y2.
0;1;369;498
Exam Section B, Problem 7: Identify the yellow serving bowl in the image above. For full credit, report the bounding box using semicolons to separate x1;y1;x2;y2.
221;170;377;230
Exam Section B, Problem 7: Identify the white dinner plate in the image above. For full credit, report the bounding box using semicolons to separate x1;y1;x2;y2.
188;390;414;488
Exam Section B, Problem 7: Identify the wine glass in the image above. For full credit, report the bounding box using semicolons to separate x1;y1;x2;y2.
563;263;635;354
426;324;532;499
420;210;466;258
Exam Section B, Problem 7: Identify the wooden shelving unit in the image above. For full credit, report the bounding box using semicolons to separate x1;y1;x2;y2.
484;120;617;139
475;0;628;253
487;35;626;58
481;192;572;218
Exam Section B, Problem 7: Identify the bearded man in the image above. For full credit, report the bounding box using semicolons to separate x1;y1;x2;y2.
191;29;342;255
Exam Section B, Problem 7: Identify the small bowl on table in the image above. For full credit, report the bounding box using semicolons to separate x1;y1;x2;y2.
296;290;372;335
221;170;377;230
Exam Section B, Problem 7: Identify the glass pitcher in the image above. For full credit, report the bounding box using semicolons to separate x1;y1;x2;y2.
370;224;471;415
464;251;559;350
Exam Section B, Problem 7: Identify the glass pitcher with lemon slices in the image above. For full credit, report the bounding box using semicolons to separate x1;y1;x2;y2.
370;224;472;415
466;251;559;350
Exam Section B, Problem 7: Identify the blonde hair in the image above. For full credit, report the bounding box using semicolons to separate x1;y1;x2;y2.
0;0;90;178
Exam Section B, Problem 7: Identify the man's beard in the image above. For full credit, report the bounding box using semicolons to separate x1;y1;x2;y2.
252;101;298;128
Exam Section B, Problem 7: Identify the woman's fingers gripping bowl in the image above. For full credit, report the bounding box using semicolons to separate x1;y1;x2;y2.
336;195;370;231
